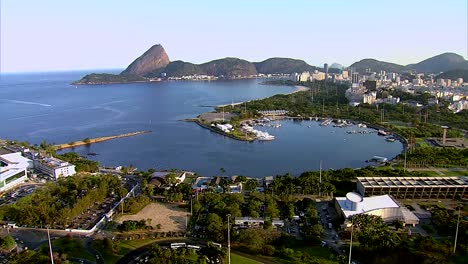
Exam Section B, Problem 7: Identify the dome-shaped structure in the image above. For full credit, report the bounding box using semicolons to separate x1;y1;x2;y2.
345;192;364;211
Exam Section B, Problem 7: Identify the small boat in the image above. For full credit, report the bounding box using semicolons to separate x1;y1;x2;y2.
258;135;275;141
386;137;396;142
378;130;387;136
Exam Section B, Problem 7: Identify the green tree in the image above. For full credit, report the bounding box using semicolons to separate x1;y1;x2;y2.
206;213;224;242
245;179;259;191
0;235;16;252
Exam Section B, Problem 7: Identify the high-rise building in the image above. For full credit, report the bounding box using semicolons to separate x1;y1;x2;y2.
342;70;349;79
352;72;359;84
324;63;329;79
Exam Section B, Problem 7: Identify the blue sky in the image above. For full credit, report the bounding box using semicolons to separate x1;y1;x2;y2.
1;0;467;72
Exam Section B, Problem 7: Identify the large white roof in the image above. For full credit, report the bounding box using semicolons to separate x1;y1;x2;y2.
0;152;31;168
336;194;399;218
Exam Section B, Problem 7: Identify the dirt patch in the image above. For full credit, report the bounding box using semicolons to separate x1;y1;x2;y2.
117;203;188;232
199;112;237;123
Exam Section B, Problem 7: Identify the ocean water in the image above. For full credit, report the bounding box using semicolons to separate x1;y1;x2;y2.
0;71;403;177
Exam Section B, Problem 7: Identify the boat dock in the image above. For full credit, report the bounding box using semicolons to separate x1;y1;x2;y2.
53;131;152;150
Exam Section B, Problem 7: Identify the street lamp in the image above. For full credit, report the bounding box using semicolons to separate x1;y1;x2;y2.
227;214;231;264
348;219;354;264
454;206;461;254
47;226;54;264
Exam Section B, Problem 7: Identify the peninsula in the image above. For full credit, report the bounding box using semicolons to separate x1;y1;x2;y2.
73;44;319;84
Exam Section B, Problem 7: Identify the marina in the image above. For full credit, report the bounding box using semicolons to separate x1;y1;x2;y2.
1;73;403;177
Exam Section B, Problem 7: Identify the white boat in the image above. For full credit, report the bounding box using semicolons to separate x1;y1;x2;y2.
320;119;333;126
378;130;387;136
258;135;275;141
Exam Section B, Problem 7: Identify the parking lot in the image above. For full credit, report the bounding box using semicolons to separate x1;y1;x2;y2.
0;184;41;205
316;200;344;254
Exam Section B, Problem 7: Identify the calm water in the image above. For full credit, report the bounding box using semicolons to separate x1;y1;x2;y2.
0;71;403;177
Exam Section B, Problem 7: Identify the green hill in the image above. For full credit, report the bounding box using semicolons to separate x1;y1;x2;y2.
73;73;146;85
436;69;468;81
350;59;405;73
200;57;258;77
254;58;316;74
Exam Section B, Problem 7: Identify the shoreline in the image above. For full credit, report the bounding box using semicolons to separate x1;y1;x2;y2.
217;84;309;108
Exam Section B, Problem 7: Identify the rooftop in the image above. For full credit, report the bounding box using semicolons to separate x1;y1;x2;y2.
0;147;14;156
336;194;400;218
358;176;468;188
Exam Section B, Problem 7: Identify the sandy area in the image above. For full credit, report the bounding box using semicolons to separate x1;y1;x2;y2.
199;112;238;123
290;85;310;94
117;203;188;232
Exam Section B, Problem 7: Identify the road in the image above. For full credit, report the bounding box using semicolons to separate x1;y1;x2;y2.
116;238;190;264
316;201;344;255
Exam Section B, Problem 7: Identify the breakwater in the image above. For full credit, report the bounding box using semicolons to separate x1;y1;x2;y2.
54;131;152;150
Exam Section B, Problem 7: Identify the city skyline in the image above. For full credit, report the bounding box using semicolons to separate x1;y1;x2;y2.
1;0;467;72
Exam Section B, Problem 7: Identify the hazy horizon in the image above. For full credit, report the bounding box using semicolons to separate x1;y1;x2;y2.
1;0;467;73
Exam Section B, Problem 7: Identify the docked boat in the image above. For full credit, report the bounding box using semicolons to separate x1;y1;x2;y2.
357;123;367;128
377;130;387;136
258;135;275;141
320;119;333;126
367;156;388;163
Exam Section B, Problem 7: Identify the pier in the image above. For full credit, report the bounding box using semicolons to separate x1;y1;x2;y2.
53;131;151;150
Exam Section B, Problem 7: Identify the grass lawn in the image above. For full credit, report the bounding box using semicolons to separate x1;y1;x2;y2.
421;171;443;176
272;246;339;264
51;237;95;262
231;253;263;264
92;239;156;264
294;246;334;259
452;255;468;264
440;170;468;176
415;138;430;147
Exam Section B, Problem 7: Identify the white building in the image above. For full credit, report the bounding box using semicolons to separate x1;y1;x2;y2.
34;157;76;179
335;192;419;226
311;71;326;81
299;71;310;82
342;70;349;79
363;92;377;104
234;217;284;228
151;171;187;186
449;100;468;113
215;123;233;133
0;151;33;192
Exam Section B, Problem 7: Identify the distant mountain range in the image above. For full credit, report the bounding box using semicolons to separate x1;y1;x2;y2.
74;45;319;84
350;53;468;74
74;44;468;84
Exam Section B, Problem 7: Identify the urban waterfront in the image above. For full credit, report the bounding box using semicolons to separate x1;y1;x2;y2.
0;71;403;176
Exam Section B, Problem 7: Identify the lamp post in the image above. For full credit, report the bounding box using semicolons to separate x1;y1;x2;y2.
348;220;354;264
227;214;231;264
47;227;54;264
454;206;461;254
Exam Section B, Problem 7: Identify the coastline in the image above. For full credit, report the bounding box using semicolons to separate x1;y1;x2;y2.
217;84;309;108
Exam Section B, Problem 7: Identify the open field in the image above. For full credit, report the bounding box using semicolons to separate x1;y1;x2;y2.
117;203;188;232
231;253;263;264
